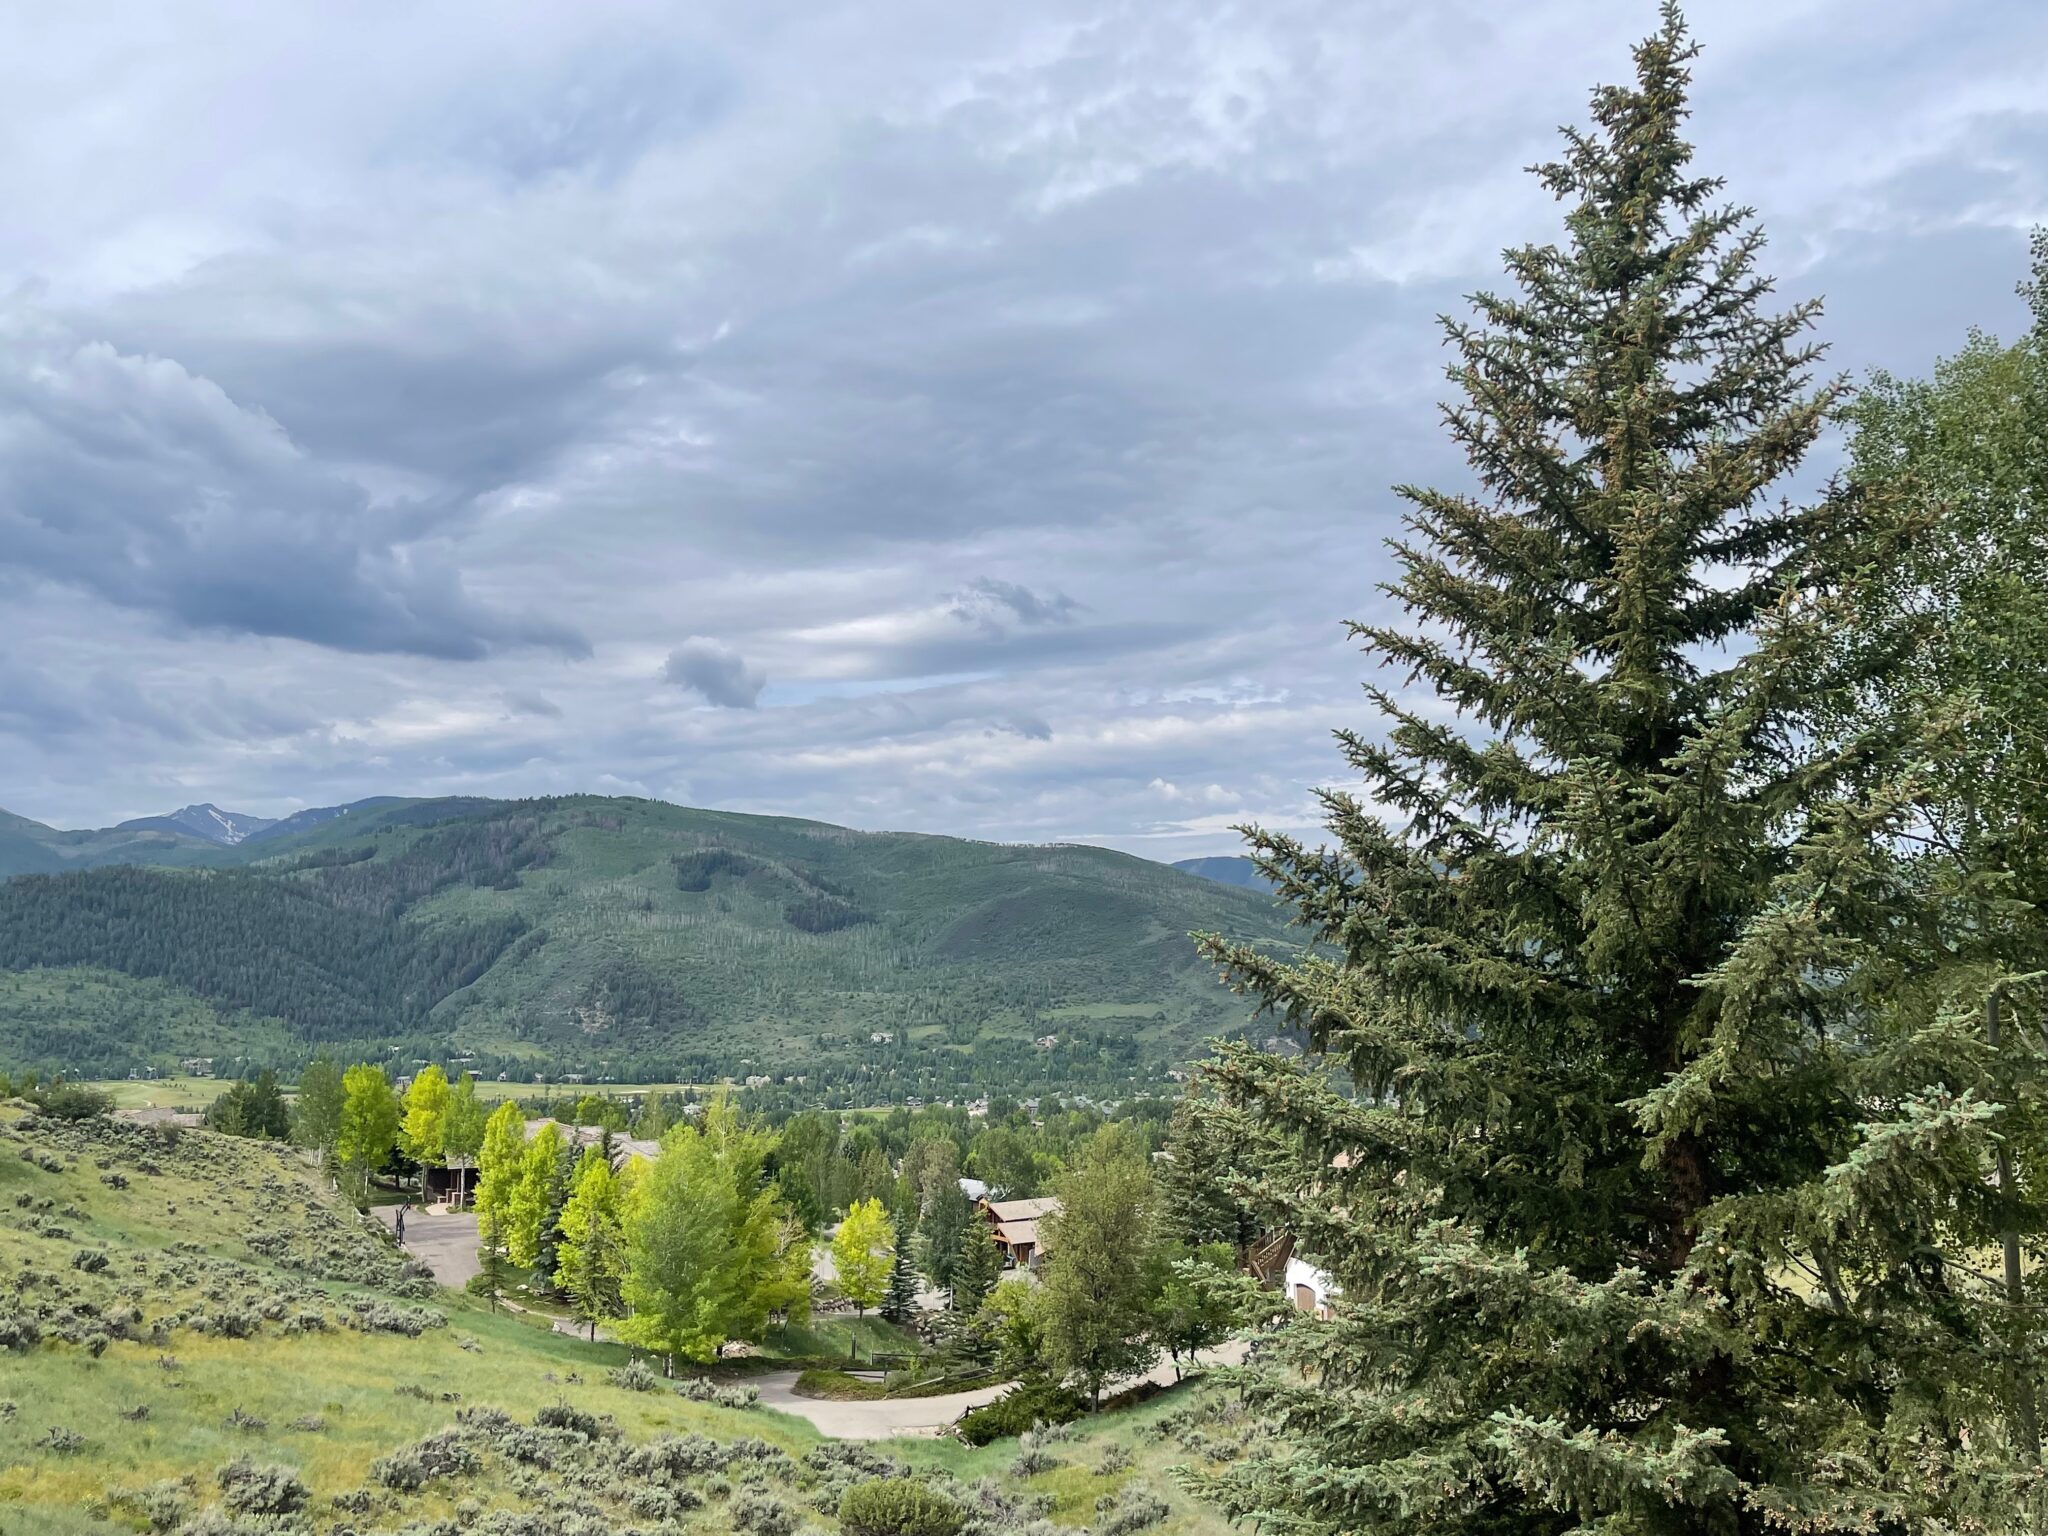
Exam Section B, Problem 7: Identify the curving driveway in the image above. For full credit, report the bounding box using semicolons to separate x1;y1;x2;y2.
754;1373;1015;1439
753;1340;1248;1440
375;1205;481;1288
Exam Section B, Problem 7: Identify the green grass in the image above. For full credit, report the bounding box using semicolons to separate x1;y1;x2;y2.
0;1104;1248;1534
891;1377;1251;1536
759;1313;920;1363
82;1073;235;1111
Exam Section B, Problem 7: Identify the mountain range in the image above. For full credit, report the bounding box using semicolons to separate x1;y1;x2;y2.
0;795;1293;1090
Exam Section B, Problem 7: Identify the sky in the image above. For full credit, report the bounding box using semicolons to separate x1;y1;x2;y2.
1;1;2042;860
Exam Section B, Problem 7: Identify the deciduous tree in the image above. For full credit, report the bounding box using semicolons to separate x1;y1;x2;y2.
472;1100;526;1293
400;1064;451;1178
831;1197;894;1319
292;1056;345;1162
554;1149;626;1341
334;1064;399;1205
1038;1128;1157;1406
506;1119;566;1272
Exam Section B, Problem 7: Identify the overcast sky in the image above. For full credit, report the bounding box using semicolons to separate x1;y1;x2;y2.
1;1;2041;859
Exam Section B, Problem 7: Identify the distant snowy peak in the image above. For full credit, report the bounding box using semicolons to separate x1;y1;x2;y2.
114;803;278;846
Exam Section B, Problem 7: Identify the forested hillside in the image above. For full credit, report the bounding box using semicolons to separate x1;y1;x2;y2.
0;796;1289;1088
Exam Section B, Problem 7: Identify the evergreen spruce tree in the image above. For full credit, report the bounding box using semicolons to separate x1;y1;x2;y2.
881;1229;920;1325
950;1217;1002;1315
1192;10;2047;1532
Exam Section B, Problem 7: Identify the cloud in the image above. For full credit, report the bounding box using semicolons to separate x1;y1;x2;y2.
663;637;766;708
0;306;587;660
503;690;565;719
0;0;2042;857
947;577;1080;632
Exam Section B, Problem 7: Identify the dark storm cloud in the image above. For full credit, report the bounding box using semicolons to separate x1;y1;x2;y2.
0;0;2041;851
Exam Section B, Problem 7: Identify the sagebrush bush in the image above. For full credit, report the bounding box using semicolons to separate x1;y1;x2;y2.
838;1478;967;1536
534;1401;607;1440
730;1490;799;1536
215;1457;309;1516
1095;1485;1170;1536
139;1478;192;1532
608;1356;659;1392
372;1428;481;1491
1010;1432;1062;1478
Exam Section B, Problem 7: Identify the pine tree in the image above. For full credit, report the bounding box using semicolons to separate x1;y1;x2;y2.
949;1216;1002;1315
918;1178;972;1294
881;1229;920;1325
1191;11;2048;1532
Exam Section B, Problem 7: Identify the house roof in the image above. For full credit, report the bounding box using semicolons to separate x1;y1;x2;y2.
984;1197;1059;1222
522;1118;658;1168
984;1196;1059;1253
993;1217;1043;1249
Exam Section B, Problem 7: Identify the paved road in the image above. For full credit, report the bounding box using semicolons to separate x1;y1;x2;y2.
753;1340;1248;1440
376;1206;481;1288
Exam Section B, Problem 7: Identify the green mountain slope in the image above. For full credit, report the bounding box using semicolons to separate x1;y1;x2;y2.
1170;856;1275;894
0;796;1289;1088
0;807;224;877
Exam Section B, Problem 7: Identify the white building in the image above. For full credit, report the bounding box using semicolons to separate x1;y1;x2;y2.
1284;1256;1339;1318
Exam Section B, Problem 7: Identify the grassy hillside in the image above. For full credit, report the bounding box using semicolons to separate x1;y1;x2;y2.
0;796;1291;1088
0;1104;1250;1534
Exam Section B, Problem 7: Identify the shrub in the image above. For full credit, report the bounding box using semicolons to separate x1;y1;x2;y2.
1010;1432;1062;1477
216;1457;310;1516
609;1357;659;1392
140;1478;193;1532
623;1432;728;1480
535;1401;607;1440
29;1084;113;1120
955;1381;1087;1446
38;1425;86;1453
1095;1443;1134;1474
838;1479;968;1536
1095;1485;1171;1536
371;1428;480;1491
730;1491;799;1536
221;1406;269;1432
